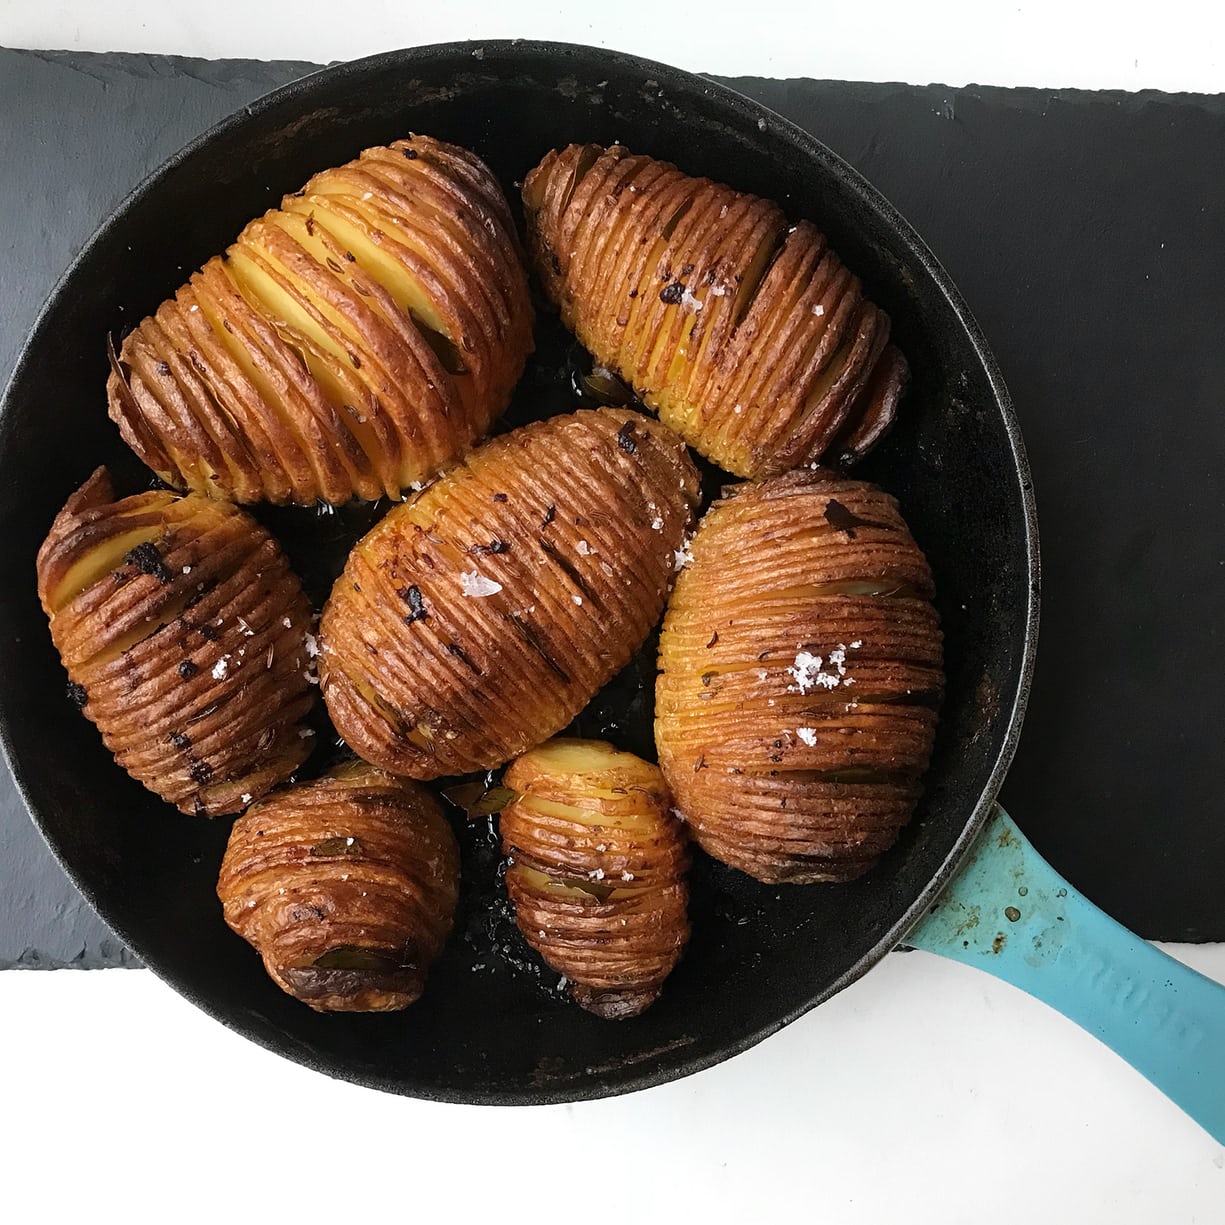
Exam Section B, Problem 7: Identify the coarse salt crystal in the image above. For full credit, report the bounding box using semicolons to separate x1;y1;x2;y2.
303;633;319;658
621;871;634;882
733;404;742;414
182;566;191;575
240;793;253;804
211;656;230;680
572;594;583;606
850;640;862;649
460;570;502;597
680;286;703;312
282;617;292;628
786;651;840;693
812;303;825;317
576;539;592;555
673;542;694;571
589;868;605;880
796;728;818;746
651;516;664;531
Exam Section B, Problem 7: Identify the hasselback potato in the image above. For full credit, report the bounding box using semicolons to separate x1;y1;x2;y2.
36;467;315;815
320;407;699;778
502;738;689;1019
218;762;459;1011
656;471;942;883
523;143;906;479
108;134;533;505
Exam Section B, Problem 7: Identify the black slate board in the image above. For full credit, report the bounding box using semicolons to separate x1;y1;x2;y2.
1;48;1221;967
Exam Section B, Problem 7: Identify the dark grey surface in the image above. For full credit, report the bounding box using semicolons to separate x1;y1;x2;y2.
1;47;1222;968
0;49;319;967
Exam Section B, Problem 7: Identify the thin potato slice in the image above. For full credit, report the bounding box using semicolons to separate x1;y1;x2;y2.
319;408;699;778
502;738;689;1018
656;471;943;883
108;135;533;505
36;467;315;815
523;144;907;478
217;762;458;1011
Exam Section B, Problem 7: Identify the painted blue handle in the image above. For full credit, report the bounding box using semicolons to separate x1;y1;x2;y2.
907;805;1225;1143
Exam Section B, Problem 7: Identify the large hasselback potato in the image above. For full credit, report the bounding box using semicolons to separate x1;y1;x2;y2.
217;762;459;1011
656;471;943;883
320;408;699;778
522;144;907;479
108;135;533;505
36;468;315;815
501;738;689;1019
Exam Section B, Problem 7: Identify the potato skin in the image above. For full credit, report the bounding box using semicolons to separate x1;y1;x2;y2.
502;738;689;1018
36;468;315;816
319;407;699;778
523;143;907;479
217;762;459;1012
656;471;943;883
108;134;533;505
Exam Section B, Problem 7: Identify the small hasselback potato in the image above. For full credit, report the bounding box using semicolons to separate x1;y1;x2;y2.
217;762;459;1011
108;135;533;505
523;144;907;479
502;738;689;1019
36;467;316;816
320;408;699;778
656;471;943;883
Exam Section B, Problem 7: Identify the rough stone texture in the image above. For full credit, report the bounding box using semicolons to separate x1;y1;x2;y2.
1;48;1222;966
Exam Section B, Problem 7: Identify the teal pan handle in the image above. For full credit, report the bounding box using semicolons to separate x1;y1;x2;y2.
906;805;1225;1143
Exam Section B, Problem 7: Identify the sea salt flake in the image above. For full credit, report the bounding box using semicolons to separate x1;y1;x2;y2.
796;727;818;746
680;286;703;312
651;516;664;531
576;539;592;555
282;617;292;629
303;633;319;658
673;540;695;570
589;868;605;880
240;793;252;804
849;640;863;649
460;570;503;597
572;594;583;606
786;651;841;693
211;656;230;680
812;303;826;317
620;871;635;882
182;566;192;575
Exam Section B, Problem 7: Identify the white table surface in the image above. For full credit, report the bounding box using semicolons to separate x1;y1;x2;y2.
3;2;1225;1222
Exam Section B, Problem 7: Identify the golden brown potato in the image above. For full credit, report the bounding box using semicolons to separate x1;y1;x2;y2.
108;134;533;505
656;471;943;883
35;468;316;815
523;143;907;479
319;407;699;778
502;738;689;1018
217;762;458;1011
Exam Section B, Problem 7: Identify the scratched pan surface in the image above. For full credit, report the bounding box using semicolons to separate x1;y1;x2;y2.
0;42;1036;1103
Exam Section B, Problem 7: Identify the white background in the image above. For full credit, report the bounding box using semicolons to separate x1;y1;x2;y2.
3;3;1225;1223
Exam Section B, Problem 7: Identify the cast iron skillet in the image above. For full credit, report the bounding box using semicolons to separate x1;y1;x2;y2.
0;42;1036;1103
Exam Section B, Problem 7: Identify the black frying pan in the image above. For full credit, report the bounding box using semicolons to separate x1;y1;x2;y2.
0;42;1036;1103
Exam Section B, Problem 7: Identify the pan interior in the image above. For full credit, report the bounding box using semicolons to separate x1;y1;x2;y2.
0;43;1035;1104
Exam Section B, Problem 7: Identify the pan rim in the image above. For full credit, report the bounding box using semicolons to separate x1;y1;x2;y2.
0;38;1039;1105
